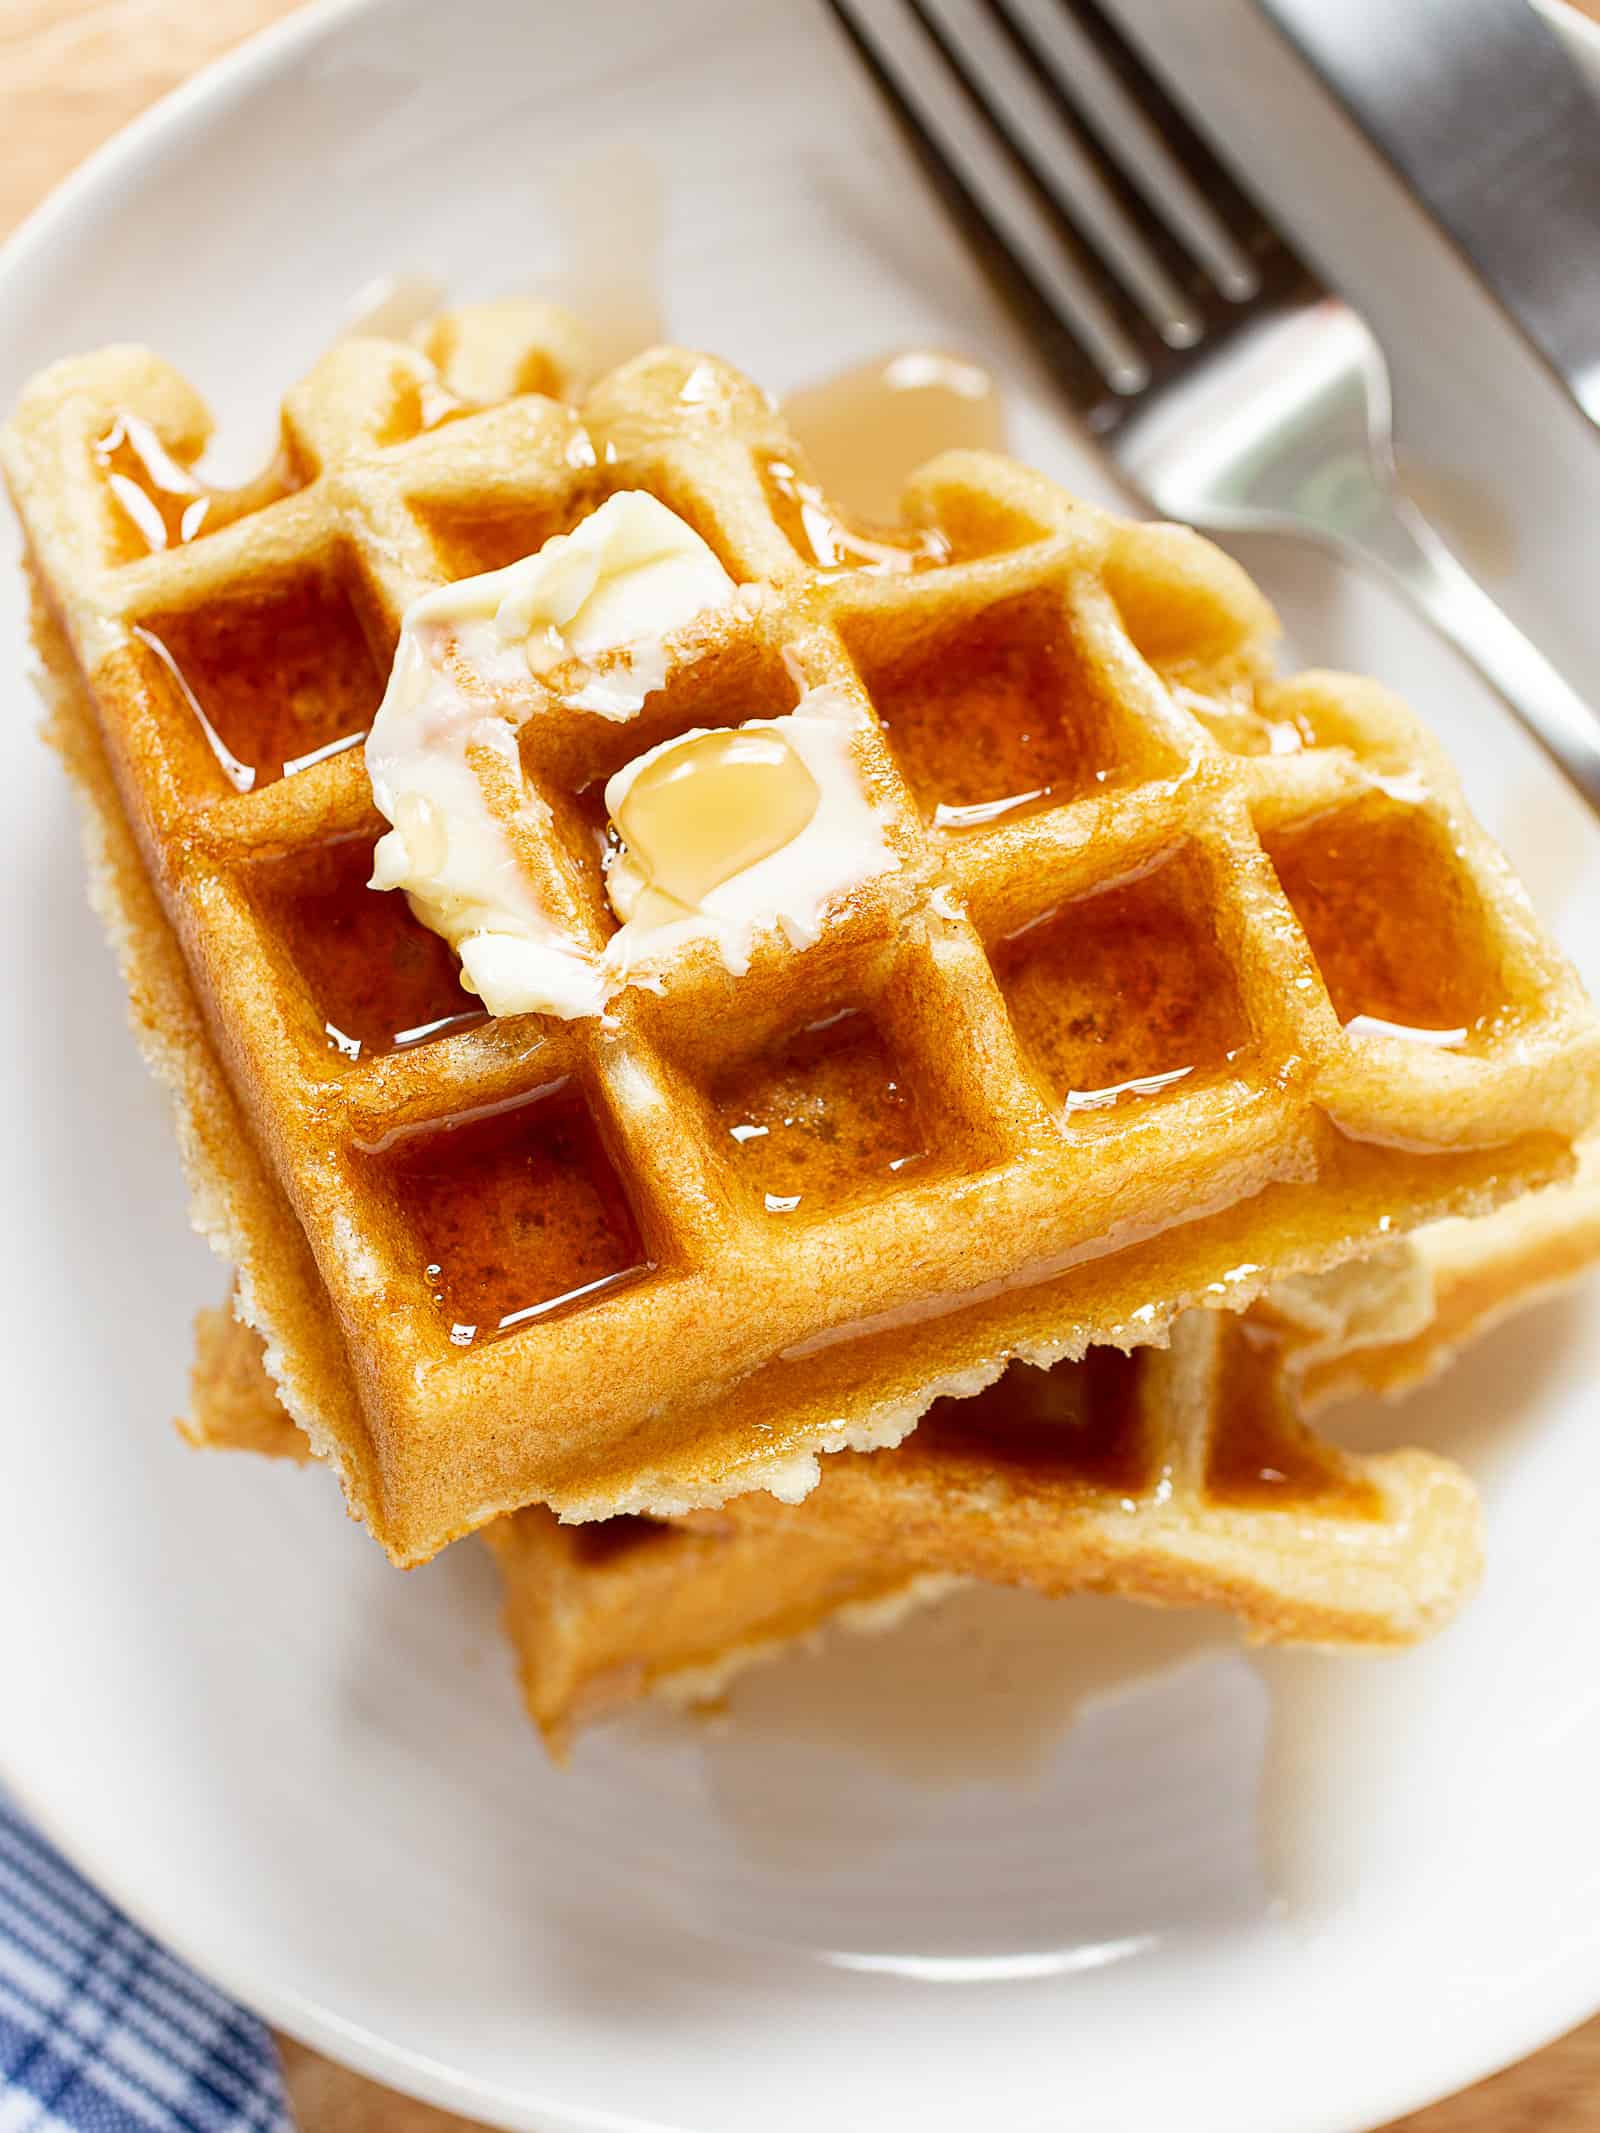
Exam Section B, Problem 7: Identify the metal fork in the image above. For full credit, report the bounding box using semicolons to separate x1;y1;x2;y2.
826;0;1600;810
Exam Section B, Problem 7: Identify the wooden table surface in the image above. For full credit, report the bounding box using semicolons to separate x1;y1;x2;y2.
9;3;1600;2127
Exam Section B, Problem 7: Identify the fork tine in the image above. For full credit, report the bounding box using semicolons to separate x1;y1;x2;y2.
826;0;1144;428
905;0;1200;356
1052;0;1311;299
977;0;1231;323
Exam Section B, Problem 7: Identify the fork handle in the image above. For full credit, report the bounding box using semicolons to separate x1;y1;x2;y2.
1345;494;1600;814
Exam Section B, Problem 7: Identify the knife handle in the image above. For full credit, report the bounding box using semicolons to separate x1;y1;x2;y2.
1347;493;1600;815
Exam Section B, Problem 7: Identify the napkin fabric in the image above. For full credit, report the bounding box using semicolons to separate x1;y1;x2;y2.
0;1797;293;2132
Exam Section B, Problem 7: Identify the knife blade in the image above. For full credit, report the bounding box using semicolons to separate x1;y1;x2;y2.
1256;0;1600;428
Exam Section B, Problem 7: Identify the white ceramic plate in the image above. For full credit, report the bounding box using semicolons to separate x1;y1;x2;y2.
3;5;1599;2129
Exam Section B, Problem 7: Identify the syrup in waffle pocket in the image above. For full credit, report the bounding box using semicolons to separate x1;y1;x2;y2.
6;305;1597;1565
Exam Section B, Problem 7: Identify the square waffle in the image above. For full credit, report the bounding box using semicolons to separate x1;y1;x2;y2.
190;1155;1600;1751
189;1271;1482;1754
11;305;1599;1564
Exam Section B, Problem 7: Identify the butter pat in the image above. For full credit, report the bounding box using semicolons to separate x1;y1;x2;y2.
501;489;735;663
367;636;606;1019
603;684;900;976
408;488;737;718
365;493;739;1020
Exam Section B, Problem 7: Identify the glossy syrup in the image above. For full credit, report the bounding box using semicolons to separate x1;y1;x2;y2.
912;1348;1155;1497
1205;1321;1382;1518
1169;681;1311;760
364;1079;650;1345
247;833;484;1059
711;1009;930;1217
782;349;1005;529
995;845;1250;1118
135;566;385;792
94;413;297;564
761;456;950;576
377;375;473;447
1265;797;1505;1041
611;727;820;922
95;414;210;553
845;594;1134;831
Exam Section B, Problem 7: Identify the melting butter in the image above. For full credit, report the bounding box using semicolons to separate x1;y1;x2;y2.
366;493;738;1018
506;492;733;681
409;488;737;715
366;633;606;1020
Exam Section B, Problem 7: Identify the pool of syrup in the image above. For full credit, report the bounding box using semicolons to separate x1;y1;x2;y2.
1204;1322;1382;1518
364;1079;650;1343
1265;798;1505;1040
995;845;1250;1118
843;592;1135;831
761;456;949;576
136;564;386;792
246;833;484;1059
782;350;1005;529
912;1349;1155;1498
710;1008;931;1218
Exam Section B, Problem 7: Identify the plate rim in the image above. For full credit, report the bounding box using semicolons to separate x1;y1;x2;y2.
2;3;1599;2129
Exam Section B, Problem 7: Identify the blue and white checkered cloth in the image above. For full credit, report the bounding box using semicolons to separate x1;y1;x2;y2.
0;1798;293;2132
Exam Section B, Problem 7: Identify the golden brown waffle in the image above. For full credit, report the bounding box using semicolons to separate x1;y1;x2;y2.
190;1155;1600;1749
187;1154;1600;1750
189;1286;1482;1751
13;305;1600;1564
500;1311;1493;1749
188;1144;1600;1457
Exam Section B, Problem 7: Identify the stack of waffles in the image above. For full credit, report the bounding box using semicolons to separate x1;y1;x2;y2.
8;303;1600;1755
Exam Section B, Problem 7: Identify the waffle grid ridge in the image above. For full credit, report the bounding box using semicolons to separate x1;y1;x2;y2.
8;308;1596;1562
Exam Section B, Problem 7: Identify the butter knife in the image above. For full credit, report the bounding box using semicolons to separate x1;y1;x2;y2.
1258;0;1600;428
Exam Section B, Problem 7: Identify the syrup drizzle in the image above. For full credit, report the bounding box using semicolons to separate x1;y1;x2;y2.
133;624;255;792
1169;683;1309;760
95;414;210;551
361;1079;651;1345
94;412;298;562
712;1009;930;1218
134;567;384;794
782;349;1006;526
762;456;949;576
608;726;821;923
